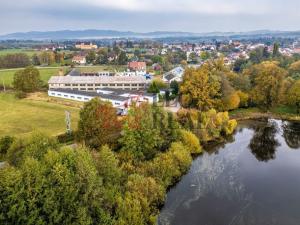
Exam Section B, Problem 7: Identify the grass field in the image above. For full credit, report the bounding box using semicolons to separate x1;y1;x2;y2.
0;67;68;87
0;92;80;137
0;49;38;57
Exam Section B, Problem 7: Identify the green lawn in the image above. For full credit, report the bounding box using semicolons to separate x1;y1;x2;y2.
270;105;298;114
229;107;262;117
0;92;80;137
0;67;68;87
0;49;38;56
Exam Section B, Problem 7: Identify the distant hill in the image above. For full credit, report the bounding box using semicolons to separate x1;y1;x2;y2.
1;29;300;40
0;30;198;40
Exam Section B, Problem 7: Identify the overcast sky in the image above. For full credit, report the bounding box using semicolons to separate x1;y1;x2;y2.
1;0;300;34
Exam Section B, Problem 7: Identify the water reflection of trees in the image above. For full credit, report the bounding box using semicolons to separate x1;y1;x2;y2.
249;121;280;162
282;122;300;149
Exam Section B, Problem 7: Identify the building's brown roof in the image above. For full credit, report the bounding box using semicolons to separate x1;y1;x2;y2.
128;61;146;69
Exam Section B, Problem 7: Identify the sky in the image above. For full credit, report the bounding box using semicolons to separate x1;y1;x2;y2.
0;0;300;35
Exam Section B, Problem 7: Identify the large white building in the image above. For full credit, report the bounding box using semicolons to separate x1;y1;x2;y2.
48;88;158;112
48;75;149;91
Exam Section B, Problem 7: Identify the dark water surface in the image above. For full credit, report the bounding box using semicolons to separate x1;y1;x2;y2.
158;119;300;225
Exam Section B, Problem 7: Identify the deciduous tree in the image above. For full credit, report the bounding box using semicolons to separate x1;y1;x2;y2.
286;80;300;113
13;66;41;94
250;62;287;109
180;66;221;111
78;98;121;148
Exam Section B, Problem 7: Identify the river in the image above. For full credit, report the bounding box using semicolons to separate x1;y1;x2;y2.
158;119;300;225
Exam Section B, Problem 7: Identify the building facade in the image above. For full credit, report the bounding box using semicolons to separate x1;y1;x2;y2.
48;88;157;111
72;56;86;64
48;76;149;91
75;42;98;50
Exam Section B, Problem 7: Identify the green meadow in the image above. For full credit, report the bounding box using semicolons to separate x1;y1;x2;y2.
0;49;38;56
0;92;80;137
0;67;68;87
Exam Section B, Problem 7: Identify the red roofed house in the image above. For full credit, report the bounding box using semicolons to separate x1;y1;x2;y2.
72;55;86;65
128;61;147;72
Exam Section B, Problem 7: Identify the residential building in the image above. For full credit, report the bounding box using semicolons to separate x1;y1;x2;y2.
162;66;185;83
128;61;147;72
72;55;86;65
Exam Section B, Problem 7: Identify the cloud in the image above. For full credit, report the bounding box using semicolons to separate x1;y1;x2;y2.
65;0;269;14
0;0;299;34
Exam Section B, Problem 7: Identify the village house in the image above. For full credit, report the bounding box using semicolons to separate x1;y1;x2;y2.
128;61;147;72
72;55;86;65
162;66;185;83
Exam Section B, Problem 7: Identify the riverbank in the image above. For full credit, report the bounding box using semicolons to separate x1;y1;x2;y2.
229;106;300;122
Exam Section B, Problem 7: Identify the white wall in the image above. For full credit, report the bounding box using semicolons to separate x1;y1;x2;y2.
48;90;127;108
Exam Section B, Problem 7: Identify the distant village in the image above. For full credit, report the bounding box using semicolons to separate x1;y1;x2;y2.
42;38;300;113
1;37;300;113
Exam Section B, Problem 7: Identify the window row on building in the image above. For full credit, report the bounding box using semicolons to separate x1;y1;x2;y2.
49;83;145;91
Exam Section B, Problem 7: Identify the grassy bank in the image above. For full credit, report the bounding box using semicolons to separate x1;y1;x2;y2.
230;106;300;121
0;92;80;137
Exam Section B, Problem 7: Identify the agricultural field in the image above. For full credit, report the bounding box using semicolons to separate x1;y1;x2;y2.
0;67;69;87
0;92;80;137
0;48;38;56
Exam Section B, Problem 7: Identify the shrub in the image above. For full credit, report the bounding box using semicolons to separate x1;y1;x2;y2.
169;142;192;173
178;109;238;142
222;91;240;111
0;136;14;155
15;91;27;99
57;132;75;144
236;90;249;108
179;129;202;154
